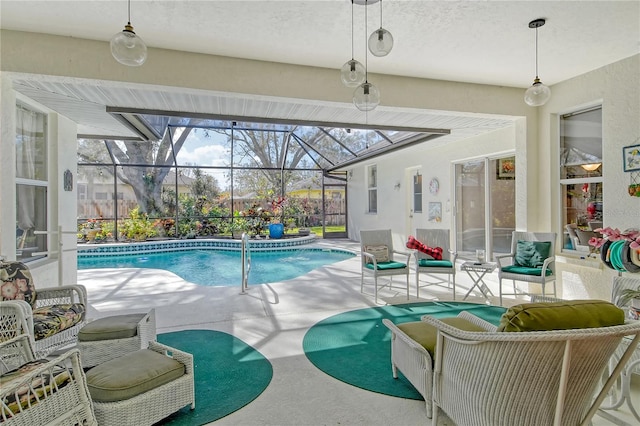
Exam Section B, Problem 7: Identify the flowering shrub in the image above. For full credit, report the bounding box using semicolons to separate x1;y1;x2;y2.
240;203;272;235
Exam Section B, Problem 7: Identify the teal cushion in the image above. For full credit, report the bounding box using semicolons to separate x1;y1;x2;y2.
418;259;453;268
501;265;552;276
497;300;625;332
365;261;406;270
86;349;185;402
514;240;551;268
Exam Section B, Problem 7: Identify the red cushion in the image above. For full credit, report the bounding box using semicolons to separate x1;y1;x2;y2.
406;236;443;260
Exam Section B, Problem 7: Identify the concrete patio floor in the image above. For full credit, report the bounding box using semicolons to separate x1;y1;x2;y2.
77;239;639;425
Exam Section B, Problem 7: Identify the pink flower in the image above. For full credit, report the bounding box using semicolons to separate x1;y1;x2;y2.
588;236;605;248
1;281;19;299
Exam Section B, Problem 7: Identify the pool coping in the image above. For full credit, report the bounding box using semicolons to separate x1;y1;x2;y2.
77;235;322;257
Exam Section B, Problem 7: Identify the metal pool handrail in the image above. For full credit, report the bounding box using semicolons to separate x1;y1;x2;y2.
240;233;251;294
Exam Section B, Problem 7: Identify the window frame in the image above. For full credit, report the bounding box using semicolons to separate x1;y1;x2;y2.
367;164;377;214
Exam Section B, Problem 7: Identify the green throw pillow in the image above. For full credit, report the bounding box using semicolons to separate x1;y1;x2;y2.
497;300;625;332
514;240;551;268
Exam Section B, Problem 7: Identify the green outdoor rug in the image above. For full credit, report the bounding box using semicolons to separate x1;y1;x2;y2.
303;301;506;400
157;329;272;425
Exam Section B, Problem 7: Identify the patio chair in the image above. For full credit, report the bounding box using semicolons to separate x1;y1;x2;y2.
496;231;557;305
0;334;97;425
1;260;88;358
382;311;495;418
412;229;457;299
360;229;411;304
426;300;640;426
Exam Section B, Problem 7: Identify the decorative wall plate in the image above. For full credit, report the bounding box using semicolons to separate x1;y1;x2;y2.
429;178;439;195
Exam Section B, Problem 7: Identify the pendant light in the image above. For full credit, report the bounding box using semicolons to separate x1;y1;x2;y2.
353;0;380;111
111;0;147;66
368;0;393;57
524;18;551;106
341;0;366;87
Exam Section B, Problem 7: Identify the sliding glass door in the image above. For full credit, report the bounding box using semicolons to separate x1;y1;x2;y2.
454;156;516;261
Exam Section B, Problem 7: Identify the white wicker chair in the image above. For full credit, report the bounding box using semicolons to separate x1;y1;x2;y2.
382;311;494;418
598;276;640;422
496;231;557;305
360;229;411;304
77;309;157;368
412;229;457;299
425;313;640;426
88;341;195;426
0;334;97;425
1;291;88;359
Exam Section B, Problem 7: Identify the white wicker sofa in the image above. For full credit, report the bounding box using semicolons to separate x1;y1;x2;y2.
0;334;97;425
1;261;88;358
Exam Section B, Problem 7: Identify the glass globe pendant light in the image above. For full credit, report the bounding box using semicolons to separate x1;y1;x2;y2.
111;0;147;66
368;0;393;57
524;18;551;106
341;0;366;87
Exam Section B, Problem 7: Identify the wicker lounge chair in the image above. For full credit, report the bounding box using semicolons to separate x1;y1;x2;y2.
1;261;88;358
425;304;640;426
0;334;97;425
360;229;411;304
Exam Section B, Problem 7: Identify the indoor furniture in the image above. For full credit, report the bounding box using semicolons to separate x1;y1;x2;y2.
360;229;411;304
86;341;195;426
77;309;156;368
0;334;97;425
426;300;640;426
0;261;88;358
412;229;457;299
496;231;557;305
460;261;496;302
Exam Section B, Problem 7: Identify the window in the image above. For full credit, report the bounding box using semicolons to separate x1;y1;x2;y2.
413;173;423;213
367;165;377;213
560;106;603;251
16;104;48;261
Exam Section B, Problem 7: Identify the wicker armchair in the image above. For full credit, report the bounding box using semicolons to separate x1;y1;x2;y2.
425;312;640;426
382;311;495;418
0;334;97;425
360;229;411;304
1;261;88;358
412;229;457;299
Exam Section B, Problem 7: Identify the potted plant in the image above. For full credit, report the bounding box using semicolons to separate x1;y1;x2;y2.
619;286;640;320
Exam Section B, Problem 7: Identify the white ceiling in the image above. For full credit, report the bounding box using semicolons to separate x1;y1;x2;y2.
2;1;639;139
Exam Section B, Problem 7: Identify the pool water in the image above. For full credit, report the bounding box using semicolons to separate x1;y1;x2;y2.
78;249;355;286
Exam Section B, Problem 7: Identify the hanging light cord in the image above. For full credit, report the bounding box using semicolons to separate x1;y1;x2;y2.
350;1;355;59
364;0;369;82
379;0;383;28
534;25;539;79
127;0;132;25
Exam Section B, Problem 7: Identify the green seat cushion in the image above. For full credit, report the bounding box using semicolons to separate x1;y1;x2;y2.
514;240;551;268
397;317;487;358
78;313;146;342
32;303;86;340
86;349;185;402
365;261;407;270
417;259;453;268
501;265;552;276
497;300;625;332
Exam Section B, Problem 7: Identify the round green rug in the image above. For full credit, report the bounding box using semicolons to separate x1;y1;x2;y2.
157;329;272;425
302;301;505;399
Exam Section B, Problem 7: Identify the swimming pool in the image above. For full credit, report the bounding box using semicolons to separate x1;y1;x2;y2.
78;248;355;286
